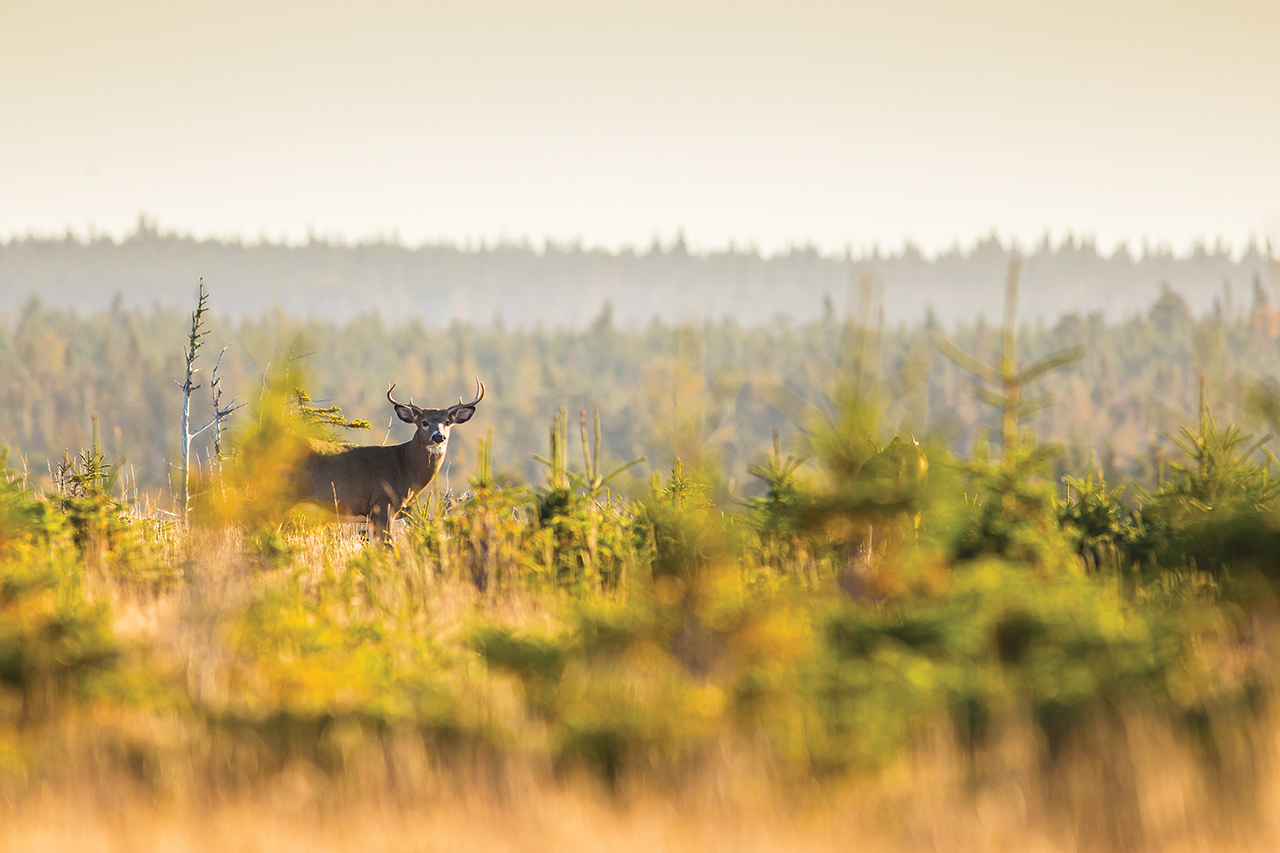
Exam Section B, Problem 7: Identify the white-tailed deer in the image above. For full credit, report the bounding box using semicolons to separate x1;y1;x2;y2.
292;379;484;542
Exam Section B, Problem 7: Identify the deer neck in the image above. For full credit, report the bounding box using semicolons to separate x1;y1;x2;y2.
404;435;446;490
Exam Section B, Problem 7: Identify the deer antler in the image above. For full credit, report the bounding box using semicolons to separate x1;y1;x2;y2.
456;378;484;408
387;382;414;409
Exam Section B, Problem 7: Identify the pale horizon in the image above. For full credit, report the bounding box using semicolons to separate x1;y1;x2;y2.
4;1;1279;258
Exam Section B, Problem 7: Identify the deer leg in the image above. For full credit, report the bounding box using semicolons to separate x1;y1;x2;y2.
369;505;393;546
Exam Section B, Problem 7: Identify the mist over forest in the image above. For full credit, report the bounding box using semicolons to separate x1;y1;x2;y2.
3;219;1277;328
5;219;1280;506
2;273;1278;507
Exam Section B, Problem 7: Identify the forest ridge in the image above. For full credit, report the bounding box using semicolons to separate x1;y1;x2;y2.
3;221;1277;327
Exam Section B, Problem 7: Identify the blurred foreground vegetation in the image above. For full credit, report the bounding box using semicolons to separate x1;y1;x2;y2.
4;358;1280;850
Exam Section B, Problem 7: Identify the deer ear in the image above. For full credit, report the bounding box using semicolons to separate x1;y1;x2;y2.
450;406;476;425
394;404;417;424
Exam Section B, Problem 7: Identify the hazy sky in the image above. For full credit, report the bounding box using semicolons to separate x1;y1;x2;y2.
3;0;1278;254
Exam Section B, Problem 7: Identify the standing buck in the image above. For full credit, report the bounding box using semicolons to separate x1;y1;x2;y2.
292;379;484;542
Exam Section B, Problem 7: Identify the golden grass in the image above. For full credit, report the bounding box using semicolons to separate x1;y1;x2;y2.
4;510;1274;853
1;793;860;853
3;694;1277;853
1;744;1273;853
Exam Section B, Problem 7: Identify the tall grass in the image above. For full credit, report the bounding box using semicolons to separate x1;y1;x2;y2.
2;384;1279;850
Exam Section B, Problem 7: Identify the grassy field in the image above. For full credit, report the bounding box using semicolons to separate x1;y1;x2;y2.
3;381;1280;852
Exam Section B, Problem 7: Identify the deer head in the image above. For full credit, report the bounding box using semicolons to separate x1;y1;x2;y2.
386;378;484;458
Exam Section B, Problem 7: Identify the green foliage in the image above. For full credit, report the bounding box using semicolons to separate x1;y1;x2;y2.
0;307;1273;818
0;482;117;722
805;557;1188;769
407;413;645;592
1058;468;1151;570
198;369;312;555
530;409;644;589
48;440;133;562
1147;385;1280;524
469;625;568;714
292;387;372;442
745;430;809;568
223;580;460;728
0;451;44;557
468;597;724;784
535;408;646;501
806;382;884;486
27;425;168;590
640;459;734;583
1056;387;1280;589
954;442;1077;570
406;479;533;591
0;555;116;722
452;538;1217;780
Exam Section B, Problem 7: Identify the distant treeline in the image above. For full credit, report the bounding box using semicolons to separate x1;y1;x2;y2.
3;282;1278;506
2;218;1277;327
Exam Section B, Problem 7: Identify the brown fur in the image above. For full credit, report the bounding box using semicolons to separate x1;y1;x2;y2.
292;381;482;542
